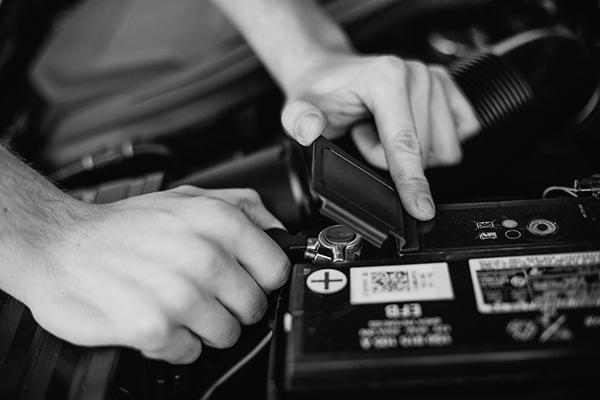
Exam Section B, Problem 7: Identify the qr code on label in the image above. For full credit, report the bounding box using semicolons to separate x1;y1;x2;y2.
371;271;409;293
350;263;454;304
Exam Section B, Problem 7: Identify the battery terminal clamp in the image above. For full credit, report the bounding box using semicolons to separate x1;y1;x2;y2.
266;225;363;264
574;174;600;200
305;225;363;263
543;174;600;199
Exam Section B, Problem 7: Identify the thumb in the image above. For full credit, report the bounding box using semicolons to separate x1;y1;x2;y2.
281;99;328;146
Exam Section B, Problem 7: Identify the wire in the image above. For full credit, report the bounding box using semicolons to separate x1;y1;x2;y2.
542;185;577;199
198;330;273;400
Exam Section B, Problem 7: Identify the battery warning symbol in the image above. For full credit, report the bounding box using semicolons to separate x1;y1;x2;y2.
506;314;573;342
475;221;496;229
477;232;498;240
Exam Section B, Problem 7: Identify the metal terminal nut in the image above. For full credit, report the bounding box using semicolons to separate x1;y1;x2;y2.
304;225;363;263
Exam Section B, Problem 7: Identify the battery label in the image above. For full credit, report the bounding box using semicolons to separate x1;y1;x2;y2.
350;263;454;305
470;251;600;313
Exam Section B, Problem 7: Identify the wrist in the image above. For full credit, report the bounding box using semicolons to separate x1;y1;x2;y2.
281;46;357;97
286;50;365;99
0;146;93;305
210;0;355;95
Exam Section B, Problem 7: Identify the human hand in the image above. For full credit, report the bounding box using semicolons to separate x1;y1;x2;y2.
21;186;290;364
281;54;480;221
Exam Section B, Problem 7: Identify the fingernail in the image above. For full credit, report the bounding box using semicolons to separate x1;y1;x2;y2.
297;113;320;144
416;194;435;219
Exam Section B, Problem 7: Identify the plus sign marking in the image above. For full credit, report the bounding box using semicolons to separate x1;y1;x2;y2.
306;269;348;294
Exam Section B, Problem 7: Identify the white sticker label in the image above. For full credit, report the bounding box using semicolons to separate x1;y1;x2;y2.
350;263;454;305
469;251;600;314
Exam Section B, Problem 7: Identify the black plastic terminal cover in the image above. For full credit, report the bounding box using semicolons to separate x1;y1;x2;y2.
310;137;418;250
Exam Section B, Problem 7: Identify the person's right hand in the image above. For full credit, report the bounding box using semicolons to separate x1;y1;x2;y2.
281;55;480;221
19;186;290;364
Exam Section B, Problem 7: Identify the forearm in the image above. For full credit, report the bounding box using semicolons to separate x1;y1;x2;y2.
210;0;354;95
0;143;78;304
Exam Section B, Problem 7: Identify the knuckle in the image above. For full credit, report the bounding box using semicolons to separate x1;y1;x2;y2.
428;63;446;74
194;243;226;281
387;133;422;156
429;138;463;167
409;61;432;89
241;292;268;325
178;339;202;364
266;257;292;292
213;322;241;349
372;56;408;81
237;188;264;212
159;280;198;314
132;312;172;351
176;184;197;193
374;55;405;70
168;184;200;197
200;195;228;212
407;60;429;75
240;187;262;204
442;148;463;166
200;197;242;226
429;64;451;83
397;175;430;192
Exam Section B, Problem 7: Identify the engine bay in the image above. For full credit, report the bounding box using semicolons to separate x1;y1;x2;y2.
1;1;600;400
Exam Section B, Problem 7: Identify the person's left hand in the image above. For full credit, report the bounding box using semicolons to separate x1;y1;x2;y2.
281;53;480;221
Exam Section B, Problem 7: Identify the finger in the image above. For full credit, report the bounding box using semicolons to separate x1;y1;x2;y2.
405;61;433;166
155;243;263;347
135;265;242;353
429;65;480;140
197;241;269;325
206;188;285;231
183;198;290;293
185;292;242;349
363;58;435;220
170;186;285;231
281;99;328;146
216;272;268;326
350;122;388;170
427;74;463;167
216;210;291;293
141;326;203;364
204;199;291;293
164;191;291;293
